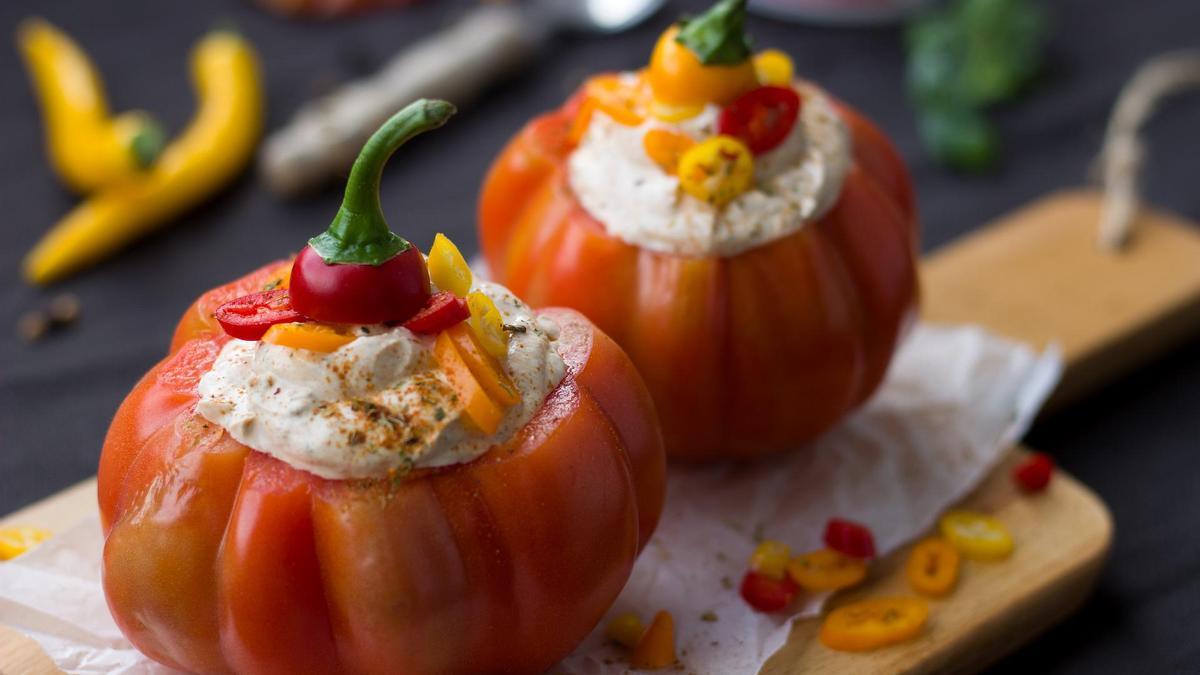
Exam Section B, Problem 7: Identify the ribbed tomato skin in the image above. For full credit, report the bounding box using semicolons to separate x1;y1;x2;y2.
99;265;665;674
479;87;919;462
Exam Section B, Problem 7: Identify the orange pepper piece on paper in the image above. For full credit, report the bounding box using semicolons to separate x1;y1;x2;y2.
630;610;676;670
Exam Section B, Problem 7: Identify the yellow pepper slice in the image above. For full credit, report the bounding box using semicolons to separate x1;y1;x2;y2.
939;510;1014;561
428;232;472;297
630;610;676;670
445;323;519;407
905;538;961;597
748;539;792;581
642;129;696;175
605;612;645;649
819;597;930;652
262;322;356;353
786;548;868;592
24;30;263;285
434;331;504;435
754;49;795;87
677;135;754;207
649;98;704;123
18;18;164;194
467;291;509;361
0;527;52;561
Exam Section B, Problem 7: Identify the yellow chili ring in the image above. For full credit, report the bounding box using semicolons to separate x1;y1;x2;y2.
819;597;930;652
677;135;754;207
939;510;1014;561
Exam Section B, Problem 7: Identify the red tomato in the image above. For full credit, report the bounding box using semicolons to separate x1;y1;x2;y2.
824;518;877;559
213;289;303;340
1013;453;1055;493
740;570;799;612
479;80;918;462
289;243;431;325
402;291;470;334
98;268;666;674
717;86;802;155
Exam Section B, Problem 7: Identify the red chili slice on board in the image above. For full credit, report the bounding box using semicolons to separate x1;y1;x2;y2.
214;289;305;341
740;570;799;613
717;85;802;155
1013;453;1055;493
824;518;877;559
402;291;470;334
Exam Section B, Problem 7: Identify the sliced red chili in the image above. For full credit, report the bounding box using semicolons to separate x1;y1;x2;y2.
739;570;799;612
1013;453;1055;493
717;85;802;155
824;518;877;559
214;289;304;341
402;291;470;334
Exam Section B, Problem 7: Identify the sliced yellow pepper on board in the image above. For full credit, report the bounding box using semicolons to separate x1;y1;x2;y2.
467;291;509;361
445;323;519;407
939;510;1014;561
434;331;504;435
23;30;263;285
642;129;696;175
754;49;795;87
677;135;754;207
17;18;164;194
428;232;472;297
819;597;929;652
262;322;356;353
0;527;51;561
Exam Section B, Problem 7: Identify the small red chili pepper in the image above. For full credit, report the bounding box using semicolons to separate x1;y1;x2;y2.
1013;453;1055;493
739;570;799;612
824;518;876;559
214;289;304;341
717;85;802;155
402;291;470;334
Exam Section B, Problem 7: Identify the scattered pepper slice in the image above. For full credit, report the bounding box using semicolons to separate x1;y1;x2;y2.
630;610;676;670
428;233;472;297
0;527;51;561
434;331;504;435
606;612;645;649
262;322;356;353
1013;452;1055;493
939;510;1014;561
643;129;697;175
403;291;470;335
824;518;877;559
740;570;799;612
748;539;792;580
905;538;960;597
819;597;930;652
754;49;795;87
677;135;754;207
787;548;868;592
444;323;520;407
467;291;509;361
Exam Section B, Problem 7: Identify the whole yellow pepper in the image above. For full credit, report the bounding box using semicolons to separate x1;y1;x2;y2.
23;31;263;285
17;18;164;194
646;0;759;109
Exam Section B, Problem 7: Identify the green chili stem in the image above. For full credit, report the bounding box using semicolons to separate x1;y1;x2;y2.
675;0;752;66
309;99;457;265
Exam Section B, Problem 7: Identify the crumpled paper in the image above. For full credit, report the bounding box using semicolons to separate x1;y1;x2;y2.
0;323;1059;675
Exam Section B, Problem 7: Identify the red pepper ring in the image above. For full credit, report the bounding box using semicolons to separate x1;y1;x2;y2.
823;518;877;559
214;289;305;341
402;291;470;334
717;85;802;155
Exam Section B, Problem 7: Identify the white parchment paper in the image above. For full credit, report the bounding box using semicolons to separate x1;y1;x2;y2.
0;323;1059;675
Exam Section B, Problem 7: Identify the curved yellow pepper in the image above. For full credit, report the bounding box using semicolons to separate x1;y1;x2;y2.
467;291;509;361
23;31;263;285
646;25;759;108
428;232;472;297
17;18;164;194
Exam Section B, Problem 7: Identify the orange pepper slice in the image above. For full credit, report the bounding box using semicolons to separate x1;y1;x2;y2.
262;322;355;353
905;538;960;597
786;548;868;592
445;323;519;407
642;129;696;175
630;610;676;670
0;527;51;560
819;597;930;652
568;74;648;146
434;331;504;435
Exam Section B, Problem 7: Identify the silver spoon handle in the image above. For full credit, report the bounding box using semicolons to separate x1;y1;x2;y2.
261;5;542;197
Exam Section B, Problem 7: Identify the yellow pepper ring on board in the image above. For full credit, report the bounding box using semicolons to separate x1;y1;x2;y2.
939;510;1015;561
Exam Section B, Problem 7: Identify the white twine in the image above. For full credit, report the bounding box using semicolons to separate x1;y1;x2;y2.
1094;50;1200;250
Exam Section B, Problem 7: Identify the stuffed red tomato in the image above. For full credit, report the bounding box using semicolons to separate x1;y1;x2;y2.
480;0;918;461
98;100;665;674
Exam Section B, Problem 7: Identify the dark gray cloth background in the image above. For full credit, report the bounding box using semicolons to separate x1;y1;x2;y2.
1;0;1197;671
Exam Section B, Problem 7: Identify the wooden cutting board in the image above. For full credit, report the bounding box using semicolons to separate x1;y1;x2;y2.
3;189;1200;674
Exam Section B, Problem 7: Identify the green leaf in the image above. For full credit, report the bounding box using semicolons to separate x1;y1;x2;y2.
675;0;752;66
917;103;999;172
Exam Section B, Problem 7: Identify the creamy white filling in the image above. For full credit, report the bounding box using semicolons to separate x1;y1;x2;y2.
196;282;566;479
567;80;853;257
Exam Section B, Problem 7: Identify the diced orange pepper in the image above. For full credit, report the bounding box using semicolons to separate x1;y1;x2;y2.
642;129;696;175
445;323;519;407
754;49;795;87
786;548;868;592
606;612;645;649
467;291;509;361
748;539;792;581
630;610;676;670
428;232;472;297
0;527;51;560
434;331;504;435
819;597;930;652
262;322;355;353
905;538;960;597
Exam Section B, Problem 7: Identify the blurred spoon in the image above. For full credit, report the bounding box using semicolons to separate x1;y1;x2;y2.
261;0;666;197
